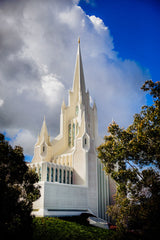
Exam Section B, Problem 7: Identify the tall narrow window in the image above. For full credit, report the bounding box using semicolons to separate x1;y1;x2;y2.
75;105;79;116
39;167;41;181
63;169;66;183
72;123;75;146
67;170;69;184
47;167;50;181
68;124;71;147
59;169;62;183
71;171;73;184
43;145;45;152
55;168;58;182
51;168;54;182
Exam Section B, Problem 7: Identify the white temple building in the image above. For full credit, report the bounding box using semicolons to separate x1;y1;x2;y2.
29;39;116;219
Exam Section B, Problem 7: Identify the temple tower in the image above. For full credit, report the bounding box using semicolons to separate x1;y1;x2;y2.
29;39;114;218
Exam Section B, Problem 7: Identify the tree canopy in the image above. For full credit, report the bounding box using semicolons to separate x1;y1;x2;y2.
97;80;160;238
0;134;40;238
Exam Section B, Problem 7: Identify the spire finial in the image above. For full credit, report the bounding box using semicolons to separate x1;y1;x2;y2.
78;37;80;44
72;37;86;104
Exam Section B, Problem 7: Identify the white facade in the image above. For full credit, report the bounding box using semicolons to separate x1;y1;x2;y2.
29;39;115;219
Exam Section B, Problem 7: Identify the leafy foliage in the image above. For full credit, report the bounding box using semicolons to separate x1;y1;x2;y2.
97;80;160;237
32;217;116;240
0;134;40;238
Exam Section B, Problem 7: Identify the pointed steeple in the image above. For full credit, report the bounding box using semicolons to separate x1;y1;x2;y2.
39;116;49;144
72;38;86;103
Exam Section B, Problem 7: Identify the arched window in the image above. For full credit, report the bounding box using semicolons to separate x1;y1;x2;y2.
68;124;71;147
59;169;62;183
47;167;50;181
55;168;58;182
43;145;45;152
51;168;54;182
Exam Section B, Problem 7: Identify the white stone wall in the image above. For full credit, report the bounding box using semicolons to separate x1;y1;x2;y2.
33;181;88;217
73;138;87;185
87;141;98;216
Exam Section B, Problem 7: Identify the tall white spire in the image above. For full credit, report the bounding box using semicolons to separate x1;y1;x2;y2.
72;38;86;104
39;116;50;144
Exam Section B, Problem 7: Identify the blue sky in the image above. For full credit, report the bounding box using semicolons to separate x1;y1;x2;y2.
0;0;159;161
79;0;160;84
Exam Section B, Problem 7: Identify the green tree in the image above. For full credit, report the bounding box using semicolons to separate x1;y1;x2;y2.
0;133;40;238
97;80;160;238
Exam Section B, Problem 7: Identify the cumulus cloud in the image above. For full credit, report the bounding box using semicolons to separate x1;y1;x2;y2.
41;73;65;106
89;15;108;31
0;0;149;156
0;99;4;107
10;129;37;156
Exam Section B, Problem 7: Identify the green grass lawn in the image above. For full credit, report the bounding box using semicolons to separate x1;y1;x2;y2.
32;217;116;240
